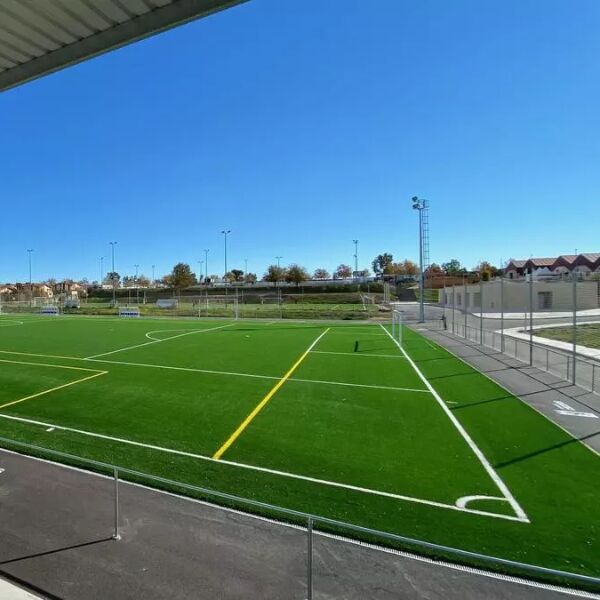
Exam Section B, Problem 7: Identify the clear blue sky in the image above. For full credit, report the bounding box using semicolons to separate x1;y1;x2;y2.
1;0;599;283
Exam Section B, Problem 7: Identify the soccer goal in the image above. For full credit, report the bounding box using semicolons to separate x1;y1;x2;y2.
391;308;403;347
119;306;140;318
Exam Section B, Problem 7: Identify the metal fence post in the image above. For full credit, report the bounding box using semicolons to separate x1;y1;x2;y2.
572;274;577;385
463;276;467;340
479;277;483;344
306;517;313;600
529;270;534;366
113;467;120;540
500;272;505;353
452;286;456;334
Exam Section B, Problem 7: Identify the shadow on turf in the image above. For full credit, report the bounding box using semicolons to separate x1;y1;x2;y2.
494;430;600;469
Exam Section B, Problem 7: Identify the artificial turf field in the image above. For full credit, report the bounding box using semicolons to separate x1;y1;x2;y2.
0;314;599;582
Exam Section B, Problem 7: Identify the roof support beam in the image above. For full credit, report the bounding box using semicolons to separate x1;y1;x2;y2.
0;0;248;93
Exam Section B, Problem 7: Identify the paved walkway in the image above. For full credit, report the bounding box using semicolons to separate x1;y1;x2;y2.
418;325;600;454
0;577;41;600
0;450;596;600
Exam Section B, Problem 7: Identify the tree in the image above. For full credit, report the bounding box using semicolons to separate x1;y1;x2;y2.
426;263;443;275
313;268;330;280
263;265;287;286
334;264;352;279
137;275;150;287
476;261;499;281
385;259;419;276
169;263;197;292
244;272;257;284
372;253;393;274
230;269;244;282
441;259;466;276
104;272;120;287
285;264;309;287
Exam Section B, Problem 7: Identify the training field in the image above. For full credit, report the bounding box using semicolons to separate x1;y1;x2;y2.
0;314;599;581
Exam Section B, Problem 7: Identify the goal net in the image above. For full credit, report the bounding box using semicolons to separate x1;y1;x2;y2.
391;308;403;347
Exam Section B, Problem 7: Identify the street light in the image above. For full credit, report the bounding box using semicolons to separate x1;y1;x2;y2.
204;249;209;282
134;264;140;304
109;241;118;306
412;197;427;323
151;265;156;287
100;256;105;285
197;260;204;283
27;249;34;306
353;240;359;278
221;231;231;293
275;256;283;268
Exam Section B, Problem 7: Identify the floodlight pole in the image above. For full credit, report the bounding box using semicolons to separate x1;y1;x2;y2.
27;249;34;306
353;240;358;278
204;249;209;282
151;265;156;287
198;260;204;284
109;241;117;306
100;256;104;285
244;258;248;275
412;197;427;323
275;256;283;290
221;231;231;295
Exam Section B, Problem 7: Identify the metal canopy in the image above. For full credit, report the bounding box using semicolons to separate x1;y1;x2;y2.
0;0;247;93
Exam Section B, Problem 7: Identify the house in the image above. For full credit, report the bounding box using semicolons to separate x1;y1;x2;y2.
505;254;600;280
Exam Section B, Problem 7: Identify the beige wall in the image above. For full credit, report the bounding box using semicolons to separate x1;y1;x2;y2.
441;279;600;312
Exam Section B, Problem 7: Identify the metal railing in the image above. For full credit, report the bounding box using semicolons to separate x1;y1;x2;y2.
450;320;599;395
1;436;599;597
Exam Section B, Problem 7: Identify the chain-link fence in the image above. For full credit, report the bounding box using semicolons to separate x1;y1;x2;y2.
440;274;600;393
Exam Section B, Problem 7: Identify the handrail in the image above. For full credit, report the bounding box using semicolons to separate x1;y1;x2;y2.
0;435;599;589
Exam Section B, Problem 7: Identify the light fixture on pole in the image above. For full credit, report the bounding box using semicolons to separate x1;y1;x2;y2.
221;231;231;292
27;249;34;306
204;249;209;282
151;265;156;287
109;241;118;306
352;240;359;278
411;197;429;323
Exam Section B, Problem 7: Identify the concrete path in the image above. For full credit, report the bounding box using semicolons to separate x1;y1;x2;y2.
0;450;596;600
0;577;42;600
418;326;600;454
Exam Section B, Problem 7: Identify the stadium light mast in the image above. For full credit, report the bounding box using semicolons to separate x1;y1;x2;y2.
276;256;282;268
353;240;358;278
221;231;231;293
244;258;248;274
412;197;429;323
109;241;118;306
100;256;104;284
27;249;34;306
204;249;209;282
197;260;204;283
151;265;156;287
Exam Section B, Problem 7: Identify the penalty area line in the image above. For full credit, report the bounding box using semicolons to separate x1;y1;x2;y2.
0;412;527;523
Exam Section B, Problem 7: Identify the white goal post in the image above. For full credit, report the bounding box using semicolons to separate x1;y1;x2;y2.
391;308;403;347
119;306;140;318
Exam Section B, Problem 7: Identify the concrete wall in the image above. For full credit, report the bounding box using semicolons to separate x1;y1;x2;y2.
441;279;600;312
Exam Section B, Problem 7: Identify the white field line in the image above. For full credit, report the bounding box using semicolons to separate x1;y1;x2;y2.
329;331;387;336
424;330;600;460
0;412;524;522
310;350;407;359
0;349;423;393
289;377;430;394
85;322;236;359
0;357;104;374
380;324;529;523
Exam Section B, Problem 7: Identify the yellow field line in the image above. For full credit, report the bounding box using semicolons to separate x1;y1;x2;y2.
0;370;108;410
212;328;330;460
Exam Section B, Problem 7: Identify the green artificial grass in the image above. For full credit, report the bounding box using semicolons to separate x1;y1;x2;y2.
0;314;598;587
536;323;600;350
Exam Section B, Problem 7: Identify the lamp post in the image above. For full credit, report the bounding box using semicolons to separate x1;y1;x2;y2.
134;264;140;304
109;241;118;306
221;231;231;294
27;249;34;306
151;265;156;287
100;256;105;285
353;240;358;278
204;249;209;283
197;260;204;283
411;197;427;323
